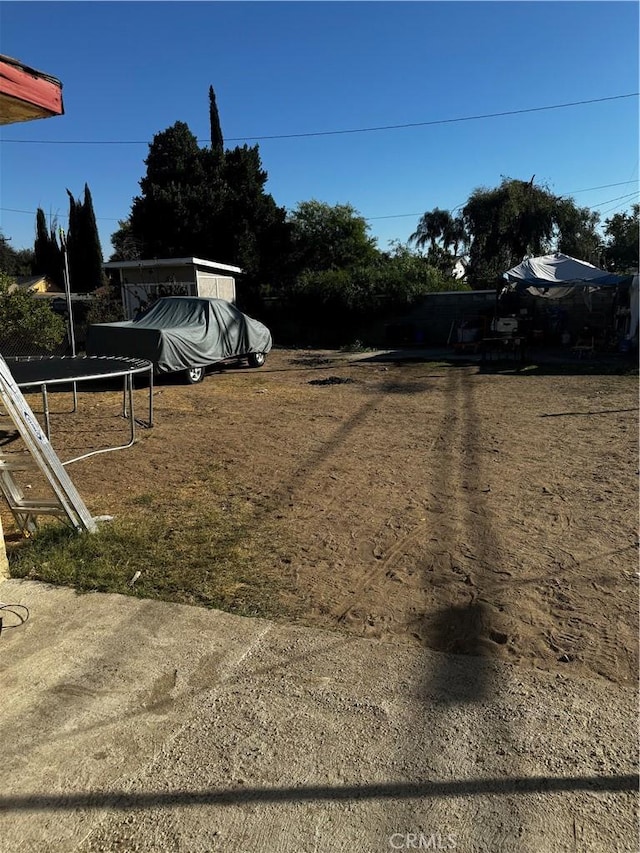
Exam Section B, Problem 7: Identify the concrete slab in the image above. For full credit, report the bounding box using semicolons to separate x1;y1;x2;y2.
0;579;636;852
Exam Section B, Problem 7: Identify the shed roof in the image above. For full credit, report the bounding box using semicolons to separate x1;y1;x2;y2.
103;257;244;275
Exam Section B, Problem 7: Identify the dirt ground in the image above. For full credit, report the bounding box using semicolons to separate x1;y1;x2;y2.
5;348;639;686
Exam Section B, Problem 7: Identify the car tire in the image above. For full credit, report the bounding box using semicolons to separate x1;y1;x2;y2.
185;366;205;384
248;352;266;368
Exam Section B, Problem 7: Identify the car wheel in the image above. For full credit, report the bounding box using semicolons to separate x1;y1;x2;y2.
248;352;266;368
185;366;205;384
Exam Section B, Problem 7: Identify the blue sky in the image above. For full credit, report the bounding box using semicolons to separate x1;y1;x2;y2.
1;1;638;261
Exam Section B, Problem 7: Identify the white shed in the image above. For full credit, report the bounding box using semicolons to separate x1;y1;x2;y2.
103;257;244;320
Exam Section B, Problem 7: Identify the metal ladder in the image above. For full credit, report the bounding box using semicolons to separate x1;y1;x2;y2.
0;356;96;535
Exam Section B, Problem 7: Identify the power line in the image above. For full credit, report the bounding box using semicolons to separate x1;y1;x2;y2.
228;93;640;142
559;180;639;197
589;191;639;210
0;207;120;222
597;193;640;216
1;93;637;145
1;183;637;226
601;198;640;216
364;182;639;221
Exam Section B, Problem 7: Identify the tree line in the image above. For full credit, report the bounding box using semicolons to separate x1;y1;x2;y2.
105;87;638;338
410;181;637;286
0;85;637;347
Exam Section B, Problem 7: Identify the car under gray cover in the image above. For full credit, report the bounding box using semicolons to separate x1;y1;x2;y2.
86;297;272;375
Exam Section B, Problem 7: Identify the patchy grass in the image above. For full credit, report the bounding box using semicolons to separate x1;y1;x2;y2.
9;489;293;620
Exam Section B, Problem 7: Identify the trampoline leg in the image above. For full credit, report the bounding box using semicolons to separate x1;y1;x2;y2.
127;374;135;446
148;364;154;428
72;381;78;414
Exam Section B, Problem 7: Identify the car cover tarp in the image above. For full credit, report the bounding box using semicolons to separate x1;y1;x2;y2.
86;297;272;373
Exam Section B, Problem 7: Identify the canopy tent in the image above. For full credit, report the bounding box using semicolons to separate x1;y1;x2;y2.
503;253;626;300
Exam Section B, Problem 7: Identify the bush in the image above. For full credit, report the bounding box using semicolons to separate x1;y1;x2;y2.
86;286;124;325
0;273;66;355
260;244;470;347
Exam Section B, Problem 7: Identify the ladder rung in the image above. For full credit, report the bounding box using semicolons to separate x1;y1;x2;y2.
14;509;67;520
9;499;66;512
0;460;38;472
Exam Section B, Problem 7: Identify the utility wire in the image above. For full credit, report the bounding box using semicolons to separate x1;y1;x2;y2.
560;180;639;197
1;183;637;225
1;93;637;145
227;93;640;141
597;193;640;216
365;184;639;221
602;198;640;216
589;191;639;210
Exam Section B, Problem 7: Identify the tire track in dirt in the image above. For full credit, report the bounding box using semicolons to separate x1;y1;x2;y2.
330;368;505;634
389;366;531;852
411;367;509;653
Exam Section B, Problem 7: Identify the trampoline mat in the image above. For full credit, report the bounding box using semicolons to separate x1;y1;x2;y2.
5;356;152;387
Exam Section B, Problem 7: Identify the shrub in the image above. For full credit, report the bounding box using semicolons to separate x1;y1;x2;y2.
0;272;66;354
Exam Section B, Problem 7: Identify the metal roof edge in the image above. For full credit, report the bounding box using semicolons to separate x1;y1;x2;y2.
103;257;244;274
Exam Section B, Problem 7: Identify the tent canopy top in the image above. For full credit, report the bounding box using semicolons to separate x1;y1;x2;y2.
504;253;625;289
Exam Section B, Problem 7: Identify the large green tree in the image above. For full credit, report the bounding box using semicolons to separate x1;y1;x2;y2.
288;200;378;274
217;144;290;294
603;205;639;273
128;121;207;258
111;87;290;298
0;232;34;277
109;217;142;261
461;178;559;285
555;200;602;265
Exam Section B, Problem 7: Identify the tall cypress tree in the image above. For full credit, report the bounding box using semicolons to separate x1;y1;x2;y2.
33;208;63;288
208;85;224;156
82;184;104;290
65;190;79;288
65;184;104;292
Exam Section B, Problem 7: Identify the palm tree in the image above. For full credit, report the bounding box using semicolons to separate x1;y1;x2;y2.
410;208;452;250
410;208;468;255
442;215;468;256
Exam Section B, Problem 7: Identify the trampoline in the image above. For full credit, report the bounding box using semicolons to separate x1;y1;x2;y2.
4;355;154;465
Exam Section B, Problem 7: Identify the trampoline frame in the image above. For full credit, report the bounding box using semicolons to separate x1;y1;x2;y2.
5;356;154;465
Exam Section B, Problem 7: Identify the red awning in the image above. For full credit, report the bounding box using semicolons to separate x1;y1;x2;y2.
0;54;64;125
